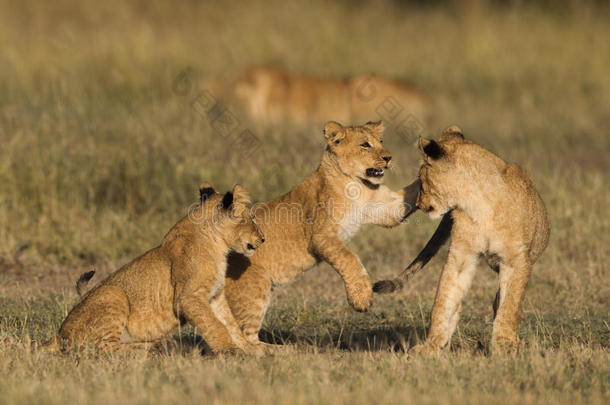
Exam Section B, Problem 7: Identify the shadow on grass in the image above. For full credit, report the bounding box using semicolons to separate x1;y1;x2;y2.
258;326;428;352
164;326;428;355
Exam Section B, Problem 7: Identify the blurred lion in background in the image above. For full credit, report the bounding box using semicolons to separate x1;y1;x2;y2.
207;66;426;125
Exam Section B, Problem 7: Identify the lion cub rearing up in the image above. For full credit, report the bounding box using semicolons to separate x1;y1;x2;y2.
380;126;549;354
49;184;265;354
224;121;420;345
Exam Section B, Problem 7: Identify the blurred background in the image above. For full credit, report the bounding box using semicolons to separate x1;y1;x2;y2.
0;0;607;319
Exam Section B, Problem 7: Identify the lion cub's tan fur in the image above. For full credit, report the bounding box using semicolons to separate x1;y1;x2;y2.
209;66;425;125
224;121;420;345
410;126;550;354
48;184;265;354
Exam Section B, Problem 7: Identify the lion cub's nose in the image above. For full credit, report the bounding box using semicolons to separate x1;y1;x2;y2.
382;155;392;163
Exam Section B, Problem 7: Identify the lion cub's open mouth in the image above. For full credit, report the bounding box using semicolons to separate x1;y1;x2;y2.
366;168;384;178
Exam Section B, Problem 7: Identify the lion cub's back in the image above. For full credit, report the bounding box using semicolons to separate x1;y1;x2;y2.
502;162;550;263
349;75;426;122
287;76;352;124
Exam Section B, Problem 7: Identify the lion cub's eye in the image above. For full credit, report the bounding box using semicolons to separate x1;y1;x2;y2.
360;142;372;148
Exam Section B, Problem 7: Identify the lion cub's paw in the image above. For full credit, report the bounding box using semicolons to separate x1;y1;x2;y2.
408;343;441;357
212;347;246;357
243;342;276;357
346;276;373;312
490;335;520;354
263;342;296;355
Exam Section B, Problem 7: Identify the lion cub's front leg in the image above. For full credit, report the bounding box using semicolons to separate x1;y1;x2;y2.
210;291;268;356
411;241;479;355
176;282;239;353
313;234;372;312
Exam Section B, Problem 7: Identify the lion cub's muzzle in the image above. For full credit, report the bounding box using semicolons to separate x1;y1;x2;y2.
366;155;392;179
246;236;265;252
245;222;265;256
416;197;434;213
243;237;263;257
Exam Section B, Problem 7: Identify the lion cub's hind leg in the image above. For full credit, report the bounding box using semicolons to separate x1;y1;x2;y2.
485;254;501;320
59;285;131;353
491;254;531;352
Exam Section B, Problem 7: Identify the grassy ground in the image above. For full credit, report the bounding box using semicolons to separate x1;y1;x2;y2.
0;0;608;404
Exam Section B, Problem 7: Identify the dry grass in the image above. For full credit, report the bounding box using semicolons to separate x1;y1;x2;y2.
0;0;608;403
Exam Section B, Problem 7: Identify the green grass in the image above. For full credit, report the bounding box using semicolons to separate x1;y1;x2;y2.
0;0;608;403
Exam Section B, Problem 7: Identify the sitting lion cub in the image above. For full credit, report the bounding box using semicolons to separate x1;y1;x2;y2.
377;126;549;354
47;184;265;354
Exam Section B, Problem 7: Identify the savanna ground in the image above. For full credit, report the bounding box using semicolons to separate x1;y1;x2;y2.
0;0;608;403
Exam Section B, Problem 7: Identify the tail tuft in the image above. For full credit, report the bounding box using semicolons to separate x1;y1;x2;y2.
76;270;96;297
373;279;404;294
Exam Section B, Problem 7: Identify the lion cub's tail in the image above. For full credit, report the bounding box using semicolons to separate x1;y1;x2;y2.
373;213;454;294
76;270;96;297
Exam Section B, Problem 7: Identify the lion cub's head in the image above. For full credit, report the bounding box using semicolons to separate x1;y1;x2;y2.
417;125;479;219
323;120;393;185
199;183;264;257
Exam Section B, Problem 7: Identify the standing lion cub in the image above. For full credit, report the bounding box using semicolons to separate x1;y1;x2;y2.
376;126;550;354
47;184;265;354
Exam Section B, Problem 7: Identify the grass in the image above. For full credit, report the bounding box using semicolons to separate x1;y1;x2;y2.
0;0;608;403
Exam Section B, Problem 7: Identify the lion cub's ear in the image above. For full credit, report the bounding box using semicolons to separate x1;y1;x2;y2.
419;137;446;160
364;120;384;139
199;182;216;203
221;191;234;210
222;184;251;215
323;121;345;144
231;184;251;206
440;125;465;142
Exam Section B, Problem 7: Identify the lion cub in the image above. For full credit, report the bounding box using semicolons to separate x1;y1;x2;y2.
48;184;265;354
378;126;549;354
223;121;421;346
